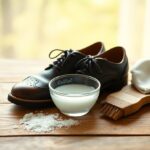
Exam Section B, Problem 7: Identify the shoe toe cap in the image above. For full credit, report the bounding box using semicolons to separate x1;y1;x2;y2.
11;76;50;100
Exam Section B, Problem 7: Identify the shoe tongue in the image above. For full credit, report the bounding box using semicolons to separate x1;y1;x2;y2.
96;57;108;62
68;51;86;62
72;50;86;57
94;57;109;67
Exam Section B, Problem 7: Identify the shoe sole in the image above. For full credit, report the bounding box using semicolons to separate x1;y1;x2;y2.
8;93;53;108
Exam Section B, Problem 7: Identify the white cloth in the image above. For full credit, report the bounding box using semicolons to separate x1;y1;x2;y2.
131;59;150;94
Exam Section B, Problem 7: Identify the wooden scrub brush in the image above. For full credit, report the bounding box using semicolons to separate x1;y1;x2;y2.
100;85;150;120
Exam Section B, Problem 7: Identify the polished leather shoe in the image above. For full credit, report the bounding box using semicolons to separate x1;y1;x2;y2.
76;46;129;92
8;42;105;107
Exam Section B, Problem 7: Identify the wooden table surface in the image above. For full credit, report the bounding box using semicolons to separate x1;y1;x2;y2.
0;59;150;150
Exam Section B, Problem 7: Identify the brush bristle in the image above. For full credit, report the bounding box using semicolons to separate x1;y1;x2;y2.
100;103;123;120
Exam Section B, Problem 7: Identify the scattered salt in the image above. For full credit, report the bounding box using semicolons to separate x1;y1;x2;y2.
12;125;19;129
19;113;79;132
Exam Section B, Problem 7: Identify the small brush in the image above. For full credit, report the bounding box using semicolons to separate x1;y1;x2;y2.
100;85;150;120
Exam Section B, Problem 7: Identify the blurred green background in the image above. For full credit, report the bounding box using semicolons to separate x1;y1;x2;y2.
0;0;119;59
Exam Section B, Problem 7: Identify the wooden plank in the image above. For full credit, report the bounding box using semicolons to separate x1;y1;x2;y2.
0;83;14;103
0;136;150;150
1;59;150;138
0;103;150;136
0;59;48;82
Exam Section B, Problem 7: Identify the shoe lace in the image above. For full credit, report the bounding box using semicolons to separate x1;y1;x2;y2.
45;49;73;70
76;55;102;74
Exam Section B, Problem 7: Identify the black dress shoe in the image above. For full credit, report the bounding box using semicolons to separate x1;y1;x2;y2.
76;46;129;92
8;42;105;107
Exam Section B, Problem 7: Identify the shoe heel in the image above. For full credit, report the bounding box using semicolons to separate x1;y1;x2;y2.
112;74;128;91
102;74;128;93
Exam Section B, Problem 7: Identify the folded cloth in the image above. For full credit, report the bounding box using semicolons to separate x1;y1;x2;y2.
131;59;150;94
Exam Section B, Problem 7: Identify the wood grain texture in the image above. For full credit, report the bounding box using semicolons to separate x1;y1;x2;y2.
0;59;48;82
0;136;150;150
1;59;150;149
0;102;150;136
0;83;14;103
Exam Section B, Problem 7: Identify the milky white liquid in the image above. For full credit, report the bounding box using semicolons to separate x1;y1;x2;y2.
51;84;100;117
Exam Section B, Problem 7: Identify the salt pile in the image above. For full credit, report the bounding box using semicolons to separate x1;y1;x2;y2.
20;113;79;132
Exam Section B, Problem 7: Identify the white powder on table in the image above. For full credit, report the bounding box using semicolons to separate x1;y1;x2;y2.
20;113;79;133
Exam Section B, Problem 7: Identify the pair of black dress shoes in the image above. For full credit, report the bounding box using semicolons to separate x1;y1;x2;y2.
8;42;128;107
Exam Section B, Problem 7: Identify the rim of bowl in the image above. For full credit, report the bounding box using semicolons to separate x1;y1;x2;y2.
49;74;101;97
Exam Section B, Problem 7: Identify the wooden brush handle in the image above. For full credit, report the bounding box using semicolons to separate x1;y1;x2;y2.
105;85;150;116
